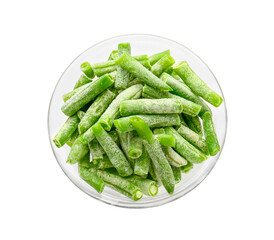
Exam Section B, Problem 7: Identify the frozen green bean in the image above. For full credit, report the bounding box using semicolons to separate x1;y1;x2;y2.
78;89;116;134
151;55;175;77
181;161;193;173
114;114;180;132
128;131;143;159
97;169;143;201
116;130;134;167
88;138;104;162
67;137;89;164
99;84;143;131
120;99;183;116
53;114;80;148
162;146;187;167
161;73;211;116
127;78;143;87
134;147;150;178
142;85;201;116
153;128;165;135
80;62;95;79
149;50;170;66
78;153;92;169
177;124;209;154
165;127;208;164
74;74;93;89
183;114;203;136
66;129;79;147
156;134;175;147
173;61;223;107
148;162;157;181
63;82;92;102
202;112;220;156
127;175;158;197
115;43;131;89
116;52;172;91
77;110;85;120
171;166;182;184
78;166;105;193
108;50;118;60
61;74;114;116
92;124;133;176
96;155;114;170
130;117;175;194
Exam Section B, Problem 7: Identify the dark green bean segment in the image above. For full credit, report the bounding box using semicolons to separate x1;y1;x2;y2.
97;169;143;201
142;84;201;116
177;124;209;154
134;147;150;178
151;55;175;77
53;114;80;148
99;84;143;131
173;61;223;107
108;50;118;60
120;99;183;116
77;110;85;120
114;114;180;133
88;138;104;161
78;89;116;134
156;134;175;147
161;73;211;116
127;175;158;197
202;112;220;156
96;155;114;170
115;43;131;89
116;130;134;167
63;82;92;102
130;117;175;194
165;127;208;164
92;124;133;176
74;74;93;89
128;131;143;159
171;166;182;184
183;114;203;136
116;52;172;91
66;129;79;147
78;166;105;193
181;161;194;173
61;74;114;116
67;137;89;164
80;62;95;79
162;146;187;167
78;153;92;169
149;50;170;66
148;162;157;181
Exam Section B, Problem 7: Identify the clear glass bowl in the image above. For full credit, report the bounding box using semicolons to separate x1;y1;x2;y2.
48;34;227;208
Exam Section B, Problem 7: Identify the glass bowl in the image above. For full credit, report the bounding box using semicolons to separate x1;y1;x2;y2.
48;34;227;208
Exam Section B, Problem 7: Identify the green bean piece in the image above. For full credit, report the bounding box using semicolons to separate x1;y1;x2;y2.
127;175;158;197
170;71;184;83
156;134;175;147
53;114;80;148
128;131;143;159
63;82;92;102
173;61;223;107
177;124;209;155
153;128;165;135
161;73;211;116
127;78;143;87
116;52;172;91
88;138;104;161
67;137;89;164
148;162;157;181
79;126;95;144
142;85;201;116
74;74;93;89
151;55;175;77
109;130;120;145
78;166;105;193
96;155;114;170
130;117;175;194
134;147;150;178
116;130;134;167
108;50;118;60
78;89;116;134
98;84;143;131
115;43;131;89
171;166;182;184
61;74;114;116
93;66;117;77
162;146;187;167
181;161;194;173
165;127;208;164
80;62;95;79
97;169;143;201
120;99;183;116
202;112;220;156
92;124;133;177
66;129;79;147
149;50;170;66
114;114;180;133
183;114;203;136
78;153;92;169
77;110;85;120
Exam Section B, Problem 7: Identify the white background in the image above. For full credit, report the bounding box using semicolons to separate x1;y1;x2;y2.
1;0;273;239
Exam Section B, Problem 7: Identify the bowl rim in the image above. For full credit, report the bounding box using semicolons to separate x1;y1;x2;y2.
48;33;228;208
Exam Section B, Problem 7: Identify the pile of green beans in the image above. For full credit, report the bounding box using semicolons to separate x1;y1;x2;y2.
53;43;223;201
